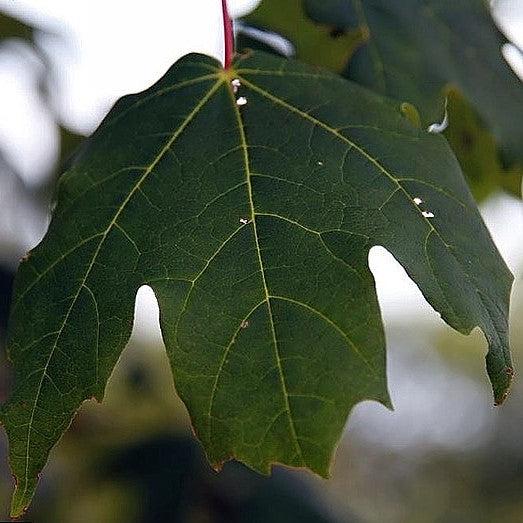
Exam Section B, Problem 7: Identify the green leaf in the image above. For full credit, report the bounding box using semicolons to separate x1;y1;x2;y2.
243;0;523;168
242;0;364;70
57;124;85;169
2;51;513;517
443;88;522;201
0;11;35;44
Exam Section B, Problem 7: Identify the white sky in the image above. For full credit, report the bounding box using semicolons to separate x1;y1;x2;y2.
0;0;522;331
0;0;259;134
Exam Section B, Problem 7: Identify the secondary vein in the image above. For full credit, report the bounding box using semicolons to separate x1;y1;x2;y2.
18;77;224;503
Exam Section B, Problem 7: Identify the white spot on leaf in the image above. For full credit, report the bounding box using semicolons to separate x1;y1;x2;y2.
231;78;241;93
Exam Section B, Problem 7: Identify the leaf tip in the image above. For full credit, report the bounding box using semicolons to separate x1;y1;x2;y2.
6;457;39;519
10;486;31;520
210;458;226;474
493;365;514;406
379;393;394;412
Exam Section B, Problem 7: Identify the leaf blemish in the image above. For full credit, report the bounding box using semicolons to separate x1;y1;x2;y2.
231;78;241;93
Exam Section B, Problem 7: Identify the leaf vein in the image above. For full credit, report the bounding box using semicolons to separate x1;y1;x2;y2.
17;77;225;502
227;79;306;466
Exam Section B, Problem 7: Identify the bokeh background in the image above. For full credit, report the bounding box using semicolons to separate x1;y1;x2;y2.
0;1;522;521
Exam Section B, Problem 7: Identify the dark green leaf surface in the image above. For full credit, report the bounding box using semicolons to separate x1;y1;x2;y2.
2;51;513;516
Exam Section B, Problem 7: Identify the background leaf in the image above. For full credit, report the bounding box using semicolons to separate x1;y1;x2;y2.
0;11;36;46
443;88;522;201
241;0;364;71
1;51;513;516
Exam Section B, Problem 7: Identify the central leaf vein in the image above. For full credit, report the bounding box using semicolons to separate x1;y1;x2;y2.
226;80;306;466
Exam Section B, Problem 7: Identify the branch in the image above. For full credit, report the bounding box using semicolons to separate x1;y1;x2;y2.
221;0;234;68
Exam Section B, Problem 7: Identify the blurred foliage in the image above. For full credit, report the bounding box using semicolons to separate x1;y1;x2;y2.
330;424;523;523
97;437;339;523
0;11;36;46
0;8;84;170
241;0;364;71
443;88;522;201
0;9;84;232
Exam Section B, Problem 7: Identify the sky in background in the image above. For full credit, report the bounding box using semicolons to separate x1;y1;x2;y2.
0;0;522;377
